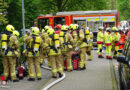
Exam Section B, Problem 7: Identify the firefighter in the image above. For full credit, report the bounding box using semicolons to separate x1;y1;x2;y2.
23;27;43;81
1;25;19;82
104;27;112;59
118;28;125;49
86;27;93;61
44;25;52;66
40;29;49;65
77;27;90;70
112;27;121;59
44;25;51;32
97;26;104;58
23;30;31;42
55;24;61;34
70;24;78;49
59;25;73;71
46;28;63;78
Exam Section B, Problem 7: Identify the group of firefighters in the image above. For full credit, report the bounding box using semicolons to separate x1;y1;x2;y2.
0;24;129;83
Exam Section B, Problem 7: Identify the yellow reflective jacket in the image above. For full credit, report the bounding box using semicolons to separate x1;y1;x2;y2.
1;34;19;56
24;35;43;57
97;31;104;43
104;32;112;44
71;31;78;47
77;30;90;48
88;32;93;47
59;31;73;52
47;34;62;56
113;32;121;42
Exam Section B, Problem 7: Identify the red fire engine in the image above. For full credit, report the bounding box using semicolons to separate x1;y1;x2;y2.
37;10;120;31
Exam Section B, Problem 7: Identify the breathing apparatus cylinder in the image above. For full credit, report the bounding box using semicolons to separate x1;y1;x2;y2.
1;34;8;50
54;34;60;48
33;37;41;52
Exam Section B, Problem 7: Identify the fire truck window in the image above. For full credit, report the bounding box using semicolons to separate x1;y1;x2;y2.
38;18;49;30
54;17;65;26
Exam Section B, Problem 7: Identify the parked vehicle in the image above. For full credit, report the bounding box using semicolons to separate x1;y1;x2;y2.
117;37;130;90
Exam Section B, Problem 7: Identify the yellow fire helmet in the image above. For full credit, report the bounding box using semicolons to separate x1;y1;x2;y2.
32;27;40;35
13;30;20;37
61;25;67;31
112;27;117;31
85;29;90;34
42;29;45;33
69;24;74;30
72;24;77;30
75;24;79;30
6;24;15;32
98;26;104;30
47;28;54;36
106;27;111;31
44;25;51;32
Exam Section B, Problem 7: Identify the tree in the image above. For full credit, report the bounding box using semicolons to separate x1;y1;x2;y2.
39;0;109;15
117;0;130;20
24;0;40;28
0;0;8;31
7;0;22;30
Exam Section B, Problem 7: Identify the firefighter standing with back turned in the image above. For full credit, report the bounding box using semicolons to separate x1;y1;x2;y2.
44;25;52;67
70;24;78;50
104;27;112;59
46;28;63;78
112;27;121;59
97;26;104;58
59;25;73;71
1;25;19;82
77;27;90;70
23;27;43;81
86;27;93;61
40;28;49;65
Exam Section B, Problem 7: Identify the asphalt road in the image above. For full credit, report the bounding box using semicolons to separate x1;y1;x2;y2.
0;68;52;90
47;51;115;90
0;51;119;90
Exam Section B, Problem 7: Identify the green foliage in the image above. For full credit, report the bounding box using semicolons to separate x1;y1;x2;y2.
0;40;3;74
0;0;8;32
117;0;130;20
39;0;108;14
7;0;22;30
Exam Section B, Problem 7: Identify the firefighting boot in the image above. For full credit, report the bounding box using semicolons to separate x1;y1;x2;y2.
98;55;104;58
58;72;63;78
77;67;84;71
28;78;35;81
37;78;42;80
52;76;57;78
83;64;86;70
108;56;112;60
13;79;19;82
106;56;109;59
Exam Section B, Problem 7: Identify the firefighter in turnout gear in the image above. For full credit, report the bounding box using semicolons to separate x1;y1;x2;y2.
112;27;121;59
86;27;93;61
40;29;49;65
46;28;63;78
23;27;43;81
97;26;104;58
70;24;78;49
1;25;19;82
59;25;73;71
118;28;125;49
77;27;90;70
44;26;52;66
104;27;112;59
